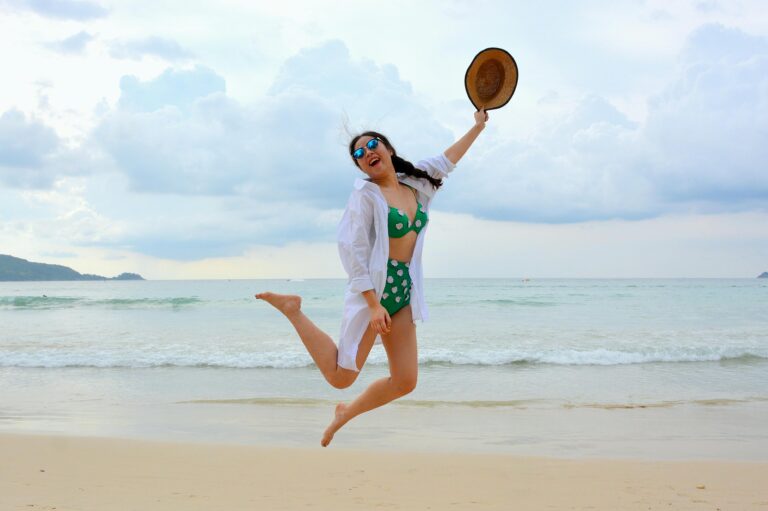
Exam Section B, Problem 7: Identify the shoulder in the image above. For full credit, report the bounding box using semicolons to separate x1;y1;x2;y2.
346;181;378;210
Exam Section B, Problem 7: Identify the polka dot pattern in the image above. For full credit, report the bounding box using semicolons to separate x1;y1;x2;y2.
387;188;429;239
379;258;412;317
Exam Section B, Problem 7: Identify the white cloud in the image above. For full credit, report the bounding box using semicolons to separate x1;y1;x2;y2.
6;26;768;264
2;2;768;277
0;109;61;188
44;30;94;54
18;177;124;244
644;24;768;204
94;40;452;204
109;36;193;61
439;23;768;222
0;109;58;167
1;0;108;20
0;108;108;189
75;40;454;258
116;65;225;112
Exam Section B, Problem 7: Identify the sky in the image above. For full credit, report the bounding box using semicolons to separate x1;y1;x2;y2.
0;0;766;279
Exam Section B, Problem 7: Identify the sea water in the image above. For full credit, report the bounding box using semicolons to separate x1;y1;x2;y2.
1;278;767;458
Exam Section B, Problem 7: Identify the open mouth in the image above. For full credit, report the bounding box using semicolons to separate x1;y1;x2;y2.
368;157;381;167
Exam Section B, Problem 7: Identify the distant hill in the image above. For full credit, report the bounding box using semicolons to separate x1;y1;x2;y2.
759;272;768;279
0;254;145;281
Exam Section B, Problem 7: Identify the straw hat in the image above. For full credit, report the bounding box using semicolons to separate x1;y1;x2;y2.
464;48;518;111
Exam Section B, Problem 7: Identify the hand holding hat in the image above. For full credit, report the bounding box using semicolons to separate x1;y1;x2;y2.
465;48;518;111
474;107;489;126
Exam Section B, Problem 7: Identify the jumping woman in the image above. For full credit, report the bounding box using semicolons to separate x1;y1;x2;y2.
256;107;489;446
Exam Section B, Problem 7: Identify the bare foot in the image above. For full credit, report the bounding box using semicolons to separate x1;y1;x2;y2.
321;403;349;447
254;292;301;316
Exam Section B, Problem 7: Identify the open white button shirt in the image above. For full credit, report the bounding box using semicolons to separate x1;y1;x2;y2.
336;153;456;372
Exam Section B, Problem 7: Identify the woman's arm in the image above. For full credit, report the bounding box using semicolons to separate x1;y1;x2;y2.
337;191;392;335
337;192;375;294
444;108;489;165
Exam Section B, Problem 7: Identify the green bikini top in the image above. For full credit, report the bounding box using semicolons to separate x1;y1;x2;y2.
388;185;428;238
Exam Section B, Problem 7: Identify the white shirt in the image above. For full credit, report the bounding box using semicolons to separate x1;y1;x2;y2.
336;153;456;371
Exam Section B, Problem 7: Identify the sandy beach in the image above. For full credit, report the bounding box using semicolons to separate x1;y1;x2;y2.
2;280;767;509
1;433;766;510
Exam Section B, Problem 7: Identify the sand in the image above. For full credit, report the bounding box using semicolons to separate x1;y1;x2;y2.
1;433;767;510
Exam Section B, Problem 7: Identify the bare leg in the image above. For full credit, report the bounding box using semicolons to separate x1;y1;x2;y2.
321;305;417;447
255;292;375;388
255;292;338;376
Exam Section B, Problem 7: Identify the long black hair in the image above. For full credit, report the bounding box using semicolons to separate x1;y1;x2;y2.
348;131;443;190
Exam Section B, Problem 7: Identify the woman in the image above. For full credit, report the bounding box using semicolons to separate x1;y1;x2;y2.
256;107;488;446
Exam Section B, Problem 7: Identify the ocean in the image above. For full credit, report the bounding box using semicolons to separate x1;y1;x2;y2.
1;278;767;459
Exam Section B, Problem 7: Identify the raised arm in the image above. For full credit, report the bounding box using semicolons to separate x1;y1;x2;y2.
443;108;489;165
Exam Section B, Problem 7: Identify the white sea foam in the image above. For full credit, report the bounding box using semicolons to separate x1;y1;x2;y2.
1;279;767;371
0;295;204;309
1;345;765;369
0;349;313;369
417;346;768;366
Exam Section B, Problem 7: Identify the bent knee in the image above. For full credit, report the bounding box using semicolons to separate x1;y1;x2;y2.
328;368;357;390
392;375;417;396
330;378;354;390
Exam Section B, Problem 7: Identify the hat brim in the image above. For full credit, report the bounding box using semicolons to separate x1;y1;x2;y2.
464;47;518;111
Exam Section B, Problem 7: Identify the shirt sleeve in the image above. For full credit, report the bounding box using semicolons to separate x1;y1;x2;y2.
337;190;375;294
402;152;457;200
415;152;456;181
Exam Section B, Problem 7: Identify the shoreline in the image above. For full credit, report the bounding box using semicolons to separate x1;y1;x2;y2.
2;432;767;510
3;388;768;462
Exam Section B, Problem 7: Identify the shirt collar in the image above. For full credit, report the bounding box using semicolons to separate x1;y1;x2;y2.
353;177;371;190
353;175;407;191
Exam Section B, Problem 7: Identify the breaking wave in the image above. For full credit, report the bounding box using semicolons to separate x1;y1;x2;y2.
0;296;203;310
1;346;765;369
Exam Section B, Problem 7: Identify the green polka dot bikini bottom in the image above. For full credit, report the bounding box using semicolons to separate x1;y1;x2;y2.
380;258;412;317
